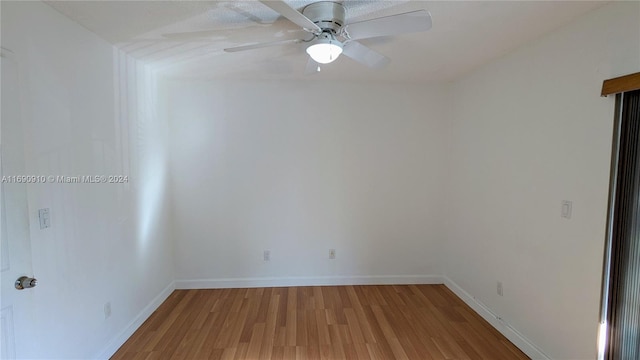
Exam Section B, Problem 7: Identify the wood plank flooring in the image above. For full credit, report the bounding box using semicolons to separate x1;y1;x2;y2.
111;285;529;359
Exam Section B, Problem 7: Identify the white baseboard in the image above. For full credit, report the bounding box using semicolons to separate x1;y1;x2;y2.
96;281;176;360
442;276;550;360
175;275;444;289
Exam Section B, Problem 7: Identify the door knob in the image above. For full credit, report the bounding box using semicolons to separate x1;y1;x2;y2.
15;276;37;290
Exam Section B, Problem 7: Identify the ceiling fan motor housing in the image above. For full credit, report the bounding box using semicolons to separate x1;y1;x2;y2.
302;1;346;33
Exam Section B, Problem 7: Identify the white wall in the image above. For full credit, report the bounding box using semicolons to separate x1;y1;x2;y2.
1;2;174;358
445;2;640;359
167;80;448;285
4;0;638;358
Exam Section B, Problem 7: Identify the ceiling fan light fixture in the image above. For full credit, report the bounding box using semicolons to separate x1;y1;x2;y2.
306;33;343;64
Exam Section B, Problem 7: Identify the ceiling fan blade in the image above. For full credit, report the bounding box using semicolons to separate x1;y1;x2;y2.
163;29;234;40
342;41;390;69
259;0;321;32
304;57;321;75
224;38;301;53
344;10;432;41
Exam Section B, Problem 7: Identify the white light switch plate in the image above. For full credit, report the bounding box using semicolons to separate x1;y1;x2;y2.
38;208;50;229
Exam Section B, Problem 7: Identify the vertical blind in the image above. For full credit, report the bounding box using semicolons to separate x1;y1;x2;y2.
607;89;640;359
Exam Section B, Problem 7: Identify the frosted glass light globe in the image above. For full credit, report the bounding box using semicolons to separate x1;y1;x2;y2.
306;35;343;64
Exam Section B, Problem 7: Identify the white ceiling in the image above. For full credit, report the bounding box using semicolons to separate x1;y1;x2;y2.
46;0;610;83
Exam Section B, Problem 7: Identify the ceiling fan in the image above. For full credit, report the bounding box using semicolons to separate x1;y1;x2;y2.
223;1;432;73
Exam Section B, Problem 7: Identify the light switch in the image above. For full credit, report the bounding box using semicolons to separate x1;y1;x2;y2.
38;208;50;229
561;200;572;219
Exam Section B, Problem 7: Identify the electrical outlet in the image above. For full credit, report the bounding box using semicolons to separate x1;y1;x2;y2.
497;281;503;296
562;200;572;219
263;250;271;262
329;249;336;259
104;302;111;319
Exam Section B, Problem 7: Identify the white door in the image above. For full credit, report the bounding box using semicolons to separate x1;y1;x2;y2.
1;47;36;360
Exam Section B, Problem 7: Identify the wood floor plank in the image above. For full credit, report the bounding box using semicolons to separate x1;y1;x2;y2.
226;299;252;349
283;346;297;360
294;346;306;360
431;336;466;360
246;323;266;359
315;309;332;346
258;293;280;359
141;290;197;352
343;308;365;344
313;287;325;310
285;308;297;346
233;343;249;360
197;309;232;356
111;285;530;360
295;308;308;347
351;342;371;360
274;326;286;348
275;288;288;328
305;345;320;359
345;288;377;344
